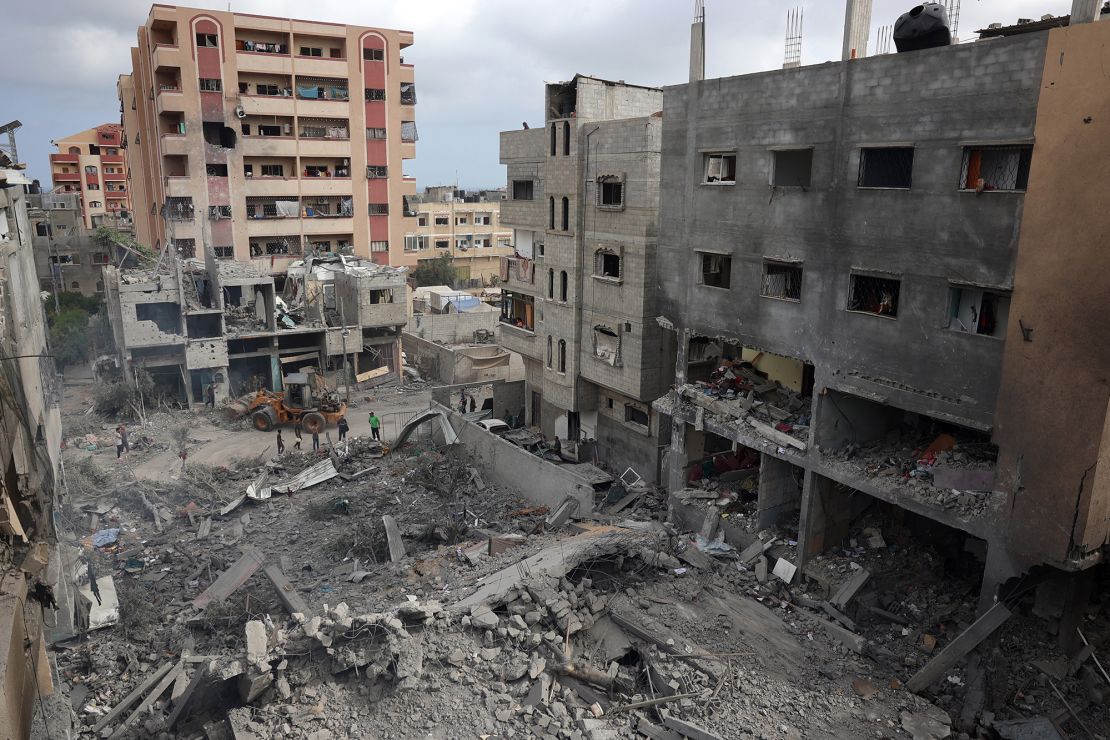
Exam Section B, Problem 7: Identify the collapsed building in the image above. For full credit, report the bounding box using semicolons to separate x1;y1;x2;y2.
653;2;1110;638
104;251;408;403
498;75;675;484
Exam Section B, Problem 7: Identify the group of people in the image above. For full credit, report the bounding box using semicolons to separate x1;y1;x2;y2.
274;411;381;456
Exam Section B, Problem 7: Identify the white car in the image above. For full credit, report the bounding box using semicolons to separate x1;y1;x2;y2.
476;419;511;436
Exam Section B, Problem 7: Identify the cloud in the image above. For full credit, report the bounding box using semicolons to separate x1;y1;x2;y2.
7;0;1073;190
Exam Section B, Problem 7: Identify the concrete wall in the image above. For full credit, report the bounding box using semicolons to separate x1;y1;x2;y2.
333;270;408;328
407;307;498;344
657;33;1049;430
438;402;593;513
993;22;1110;569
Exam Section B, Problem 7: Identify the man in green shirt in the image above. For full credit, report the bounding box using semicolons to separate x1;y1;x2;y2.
369;411;381;441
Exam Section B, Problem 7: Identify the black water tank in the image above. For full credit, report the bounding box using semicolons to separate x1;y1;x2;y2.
893;3;951;53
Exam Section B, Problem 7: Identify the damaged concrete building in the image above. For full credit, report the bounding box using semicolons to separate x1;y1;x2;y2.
0;165;62;737
498;75;674;483
104;252;408;403
654;4;1110;628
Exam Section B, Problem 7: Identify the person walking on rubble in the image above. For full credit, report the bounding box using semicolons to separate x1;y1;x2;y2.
369;411;381;441
120;424;130;454
312;429;320;452
115;426;125;461
205;381;216;409
337;415;349;442
276;429;285;456
293;421;302;451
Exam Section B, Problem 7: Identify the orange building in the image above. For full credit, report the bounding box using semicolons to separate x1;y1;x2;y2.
118;4;417;272
48;124;133;231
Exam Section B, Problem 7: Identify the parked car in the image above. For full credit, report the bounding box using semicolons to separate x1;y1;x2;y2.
476;419;511;436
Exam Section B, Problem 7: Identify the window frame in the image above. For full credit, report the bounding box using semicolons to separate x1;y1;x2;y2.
946;284;1011;339
696;250;732;289
597;175;625;210
769;147;814;188
760;259;803;302
512;180;534;201
702;152;737;185
593;248;622;282
958;144;1033;193
857;146;915;190
847;271;902;319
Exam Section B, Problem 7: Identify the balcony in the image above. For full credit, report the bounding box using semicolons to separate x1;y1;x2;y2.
156;89;185;115
50;153;78;164
101;154;125;164
248;236;302;258
239;94;294;117
165;177;191;197
160;134;188;156
241;136;298;157
102;171;126;181
243;177;299;197
236;50;293;75
499;321;539;361
53;172;80;182
292;56;348;76
302;216;354;235
298;138;350;157
295;98;350;117
105;190;129;199
299;177;352;197
152;44;182;69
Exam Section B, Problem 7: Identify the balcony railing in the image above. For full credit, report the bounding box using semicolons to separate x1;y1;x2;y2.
236;40;289;54
250;237;302;257
296;81;349;101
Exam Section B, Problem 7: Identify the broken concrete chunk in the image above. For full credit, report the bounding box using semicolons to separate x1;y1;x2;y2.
470;603;500;629
245;620;268;669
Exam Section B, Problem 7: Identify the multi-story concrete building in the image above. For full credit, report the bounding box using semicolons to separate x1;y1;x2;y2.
27;192;133;297
104;252;408;404
654;5;1110;626
405;186;511;283
498;75;674;482
0;163;62;738
118;5;418;271
48;124;133;231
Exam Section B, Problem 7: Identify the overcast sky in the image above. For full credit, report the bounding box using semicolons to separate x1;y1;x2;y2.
3;0;1068;190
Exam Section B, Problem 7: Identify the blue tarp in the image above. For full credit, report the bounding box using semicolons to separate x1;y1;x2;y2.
93;528;120;547
448;296;482;312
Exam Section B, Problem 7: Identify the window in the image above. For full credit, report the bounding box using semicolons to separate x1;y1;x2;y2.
258;124;281;137
561;197;569;231
948;287;1010;338
371;241;389;253
85;165;98;175
699;253;731;289
625;404;649;427
399;82;416;105
369;203;389;215
206;163;228;177
417;214;428;227
512;180;534;200
35;223;50;237
367;165;388;178
199;78;222;92
92;252;109;265
859;147;914;189
474;214;491;225
456;215;469;225
771;149;813;187
87;184;100;191
70;281;80;290
597;177;624;208
89;200;102;208
401;121;418;142
559;270;568;302
595;249;621;280
550;124;557;156
593;325;620;366
546;336;553;368
558;340;567;373
363;47;384;61
196;33;218;47
548;197;555;229
404;235;428;252
365;88;386;101
563;121;571;156
434;214;449;226
761;260;803;301
208;205;232;220
261;164;284;177
96;280;104;293
300;46;323;57
704;153;736;183
255;83;281;96
547;269;554;299
848;273;900;317
435;239;449;249
961;145;1032;192
366;127;387;139
202;121;236;147
214;246;234;259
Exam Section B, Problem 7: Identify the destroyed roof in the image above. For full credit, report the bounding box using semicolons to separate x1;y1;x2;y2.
216;260;266;281
557;73;662;92
976;15;1071;37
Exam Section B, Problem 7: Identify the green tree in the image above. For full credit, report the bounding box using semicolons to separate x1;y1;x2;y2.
410;255;458;288
44;293;108;367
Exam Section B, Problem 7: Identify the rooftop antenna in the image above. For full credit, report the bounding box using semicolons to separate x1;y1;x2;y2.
784;6;803;68
690;0;705;82
0;120;23;165
942;0;961;39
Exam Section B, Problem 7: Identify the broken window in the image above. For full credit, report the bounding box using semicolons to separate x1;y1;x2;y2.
363;47;384;61
208;205;232;220
366;127;387;139
136;302;181;333
960;145;1032;192
196;32;218;47
214;246;234;259
625;404;649;427
206;163;229;177
401;121;418;142
50;254;77;265
435;239;449;249
364;88;386;101
258;124;282;137
699;252;731;289
92;252;109;265
597;177;624;209
369;203;389;215
948;286;1010;338
434;214;449;226
761;260;803;301
202;122;236;147
399;83;416;105
35;222;50;237
859;147;914;188
848;273;900;317
593;325;621;366
199;78;222;92
558;340;567;373
595;249;621;279
165;197;194;221
366;165;388;178
704;153;736;183
512;180;534;200
771;148;813;187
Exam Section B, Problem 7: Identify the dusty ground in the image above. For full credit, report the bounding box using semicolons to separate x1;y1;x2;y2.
42;378;1110;740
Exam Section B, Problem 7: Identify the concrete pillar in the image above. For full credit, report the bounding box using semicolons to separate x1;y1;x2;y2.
797;473;856;569
756;455;803;530
1070;0;1100;24
977;542;1019;616
842;0;873;60
666;328;691;494
689;1;705;83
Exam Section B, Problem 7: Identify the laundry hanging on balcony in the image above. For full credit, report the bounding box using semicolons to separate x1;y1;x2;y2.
297;84;320;98
275;200;300;218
